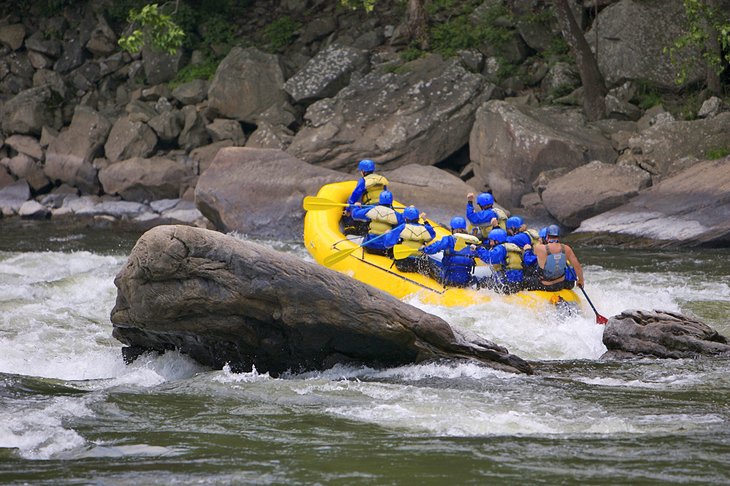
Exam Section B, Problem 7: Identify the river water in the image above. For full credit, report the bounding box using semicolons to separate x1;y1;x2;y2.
1;221;729;484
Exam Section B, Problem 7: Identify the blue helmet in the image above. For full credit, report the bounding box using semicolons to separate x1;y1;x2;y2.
546;224;560;237
539;227;548;240
450;216;467;230
358;159;375;173
506;216;523;230
403;206;419;222
488;228;507;244
379;190;393;205
476;192;494;207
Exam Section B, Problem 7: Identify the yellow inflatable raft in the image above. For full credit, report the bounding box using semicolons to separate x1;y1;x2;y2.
303;181;581;310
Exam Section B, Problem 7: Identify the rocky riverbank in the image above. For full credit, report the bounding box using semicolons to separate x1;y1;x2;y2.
0;0;728;246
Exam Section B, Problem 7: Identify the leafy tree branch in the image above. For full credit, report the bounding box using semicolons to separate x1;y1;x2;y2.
118;3;185;55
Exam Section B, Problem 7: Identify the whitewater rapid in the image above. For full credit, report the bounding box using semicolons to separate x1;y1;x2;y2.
1;240;729;461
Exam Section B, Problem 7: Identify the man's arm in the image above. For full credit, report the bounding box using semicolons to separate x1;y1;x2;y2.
423;221;436;240
350;205;371;221
565;245;585;286
346;179;366;205
381;226;404;248
476;245;504;264
422;236;451;255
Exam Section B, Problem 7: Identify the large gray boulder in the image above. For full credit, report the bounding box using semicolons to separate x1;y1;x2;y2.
575;157;730;246
44;106;112;194
0;179;30;216
587;0;703;91
602;310;730;359
284;43;370;103
177;105;210;151
195;147;349;240
207;47;287;124
141;45;183;85
469;101;617;207
287;54;490;171
627;112;730;178
99;157;191;202
0;24;26;51
6;153;50;193
541;161;651;229
111;225;532;375
86;15;117;57
4;134;43;160
104;116;158;163
1;86;63;136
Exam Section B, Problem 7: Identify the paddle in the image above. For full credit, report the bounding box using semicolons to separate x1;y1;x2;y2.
303;196;356;211
323;225;404;267
393;244;420;260
578;284;609;324
303;196;405;211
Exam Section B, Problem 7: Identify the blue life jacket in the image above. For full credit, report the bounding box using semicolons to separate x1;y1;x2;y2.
542;243;567;280
441;249;475;286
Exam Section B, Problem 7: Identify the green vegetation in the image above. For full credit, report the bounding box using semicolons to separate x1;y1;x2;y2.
339;0;377;13
676;91;705;120
495;58;517;81
549;83;574;100
665;0;730;85
706;147;730;159
400;46;424;62
634;86;663;110
118;3;185;55
262;16;301;52
430;16;480;57
476;4;514;49
428;3;513;58
541;37;571;63
169;57;219;87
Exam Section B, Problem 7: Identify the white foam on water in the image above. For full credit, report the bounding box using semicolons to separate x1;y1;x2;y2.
212;364;273;383
318;375;641;437
407;294;608;361
0;395;93;460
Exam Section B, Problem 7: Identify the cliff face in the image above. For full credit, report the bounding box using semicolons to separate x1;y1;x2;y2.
0;0;727;247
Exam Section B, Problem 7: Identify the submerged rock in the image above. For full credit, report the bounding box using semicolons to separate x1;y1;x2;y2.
601;310;730;360
111;225;532;375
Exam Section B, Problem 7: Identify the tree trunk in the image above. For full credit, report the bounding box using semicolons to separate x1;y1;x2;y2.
553;0;607;121
703;0;723;95
405;0;429;50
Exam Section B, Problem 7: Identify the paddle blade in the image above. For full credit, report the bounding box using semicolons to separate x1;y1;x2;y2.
322;246;358;267
596;314;609;325
393;244;420;260
302;196;348;211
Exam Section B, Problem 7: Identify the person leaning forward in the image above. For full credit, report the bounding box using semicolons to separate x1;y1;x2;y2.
380;206;435;273
420;217;478;288
523;224;584;291
350;190;404;256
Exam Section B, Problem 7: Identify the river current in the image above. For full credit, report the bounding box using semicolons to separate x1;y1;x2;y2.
1;221;729;484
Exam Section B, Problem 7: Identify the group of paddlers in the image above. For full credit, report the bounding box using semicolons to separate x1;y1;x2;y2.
341;159;585;294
